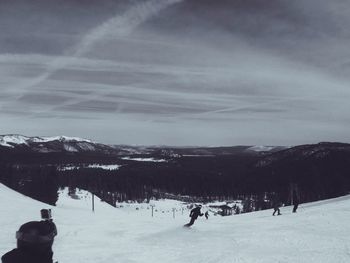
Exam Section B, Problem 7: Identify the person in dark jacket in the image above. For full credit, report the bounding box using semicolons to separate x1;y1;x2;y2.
2;220;57;263
205;211;209;219
272;195;282;216
184;205;203;227
293;197;300;213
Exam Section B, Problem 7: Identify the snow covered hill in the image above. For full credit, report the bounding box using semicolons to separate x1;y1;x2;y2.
0;134;117;154
246;145;288;153
1;183;349;263
0;135;92;148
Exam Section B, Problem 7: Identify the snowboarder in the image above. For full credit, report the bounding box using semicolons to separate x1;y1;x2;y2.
184;205;203;227
292;195;300;213
272;194;282;216
2;211;57;263
205;211;209;219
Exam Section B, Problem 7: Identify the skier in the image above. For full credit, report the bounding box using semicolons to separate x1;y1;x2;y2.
272;194;282;216
205;211;209;219
292;194;300;213
184;205;203;227
2;211;57;263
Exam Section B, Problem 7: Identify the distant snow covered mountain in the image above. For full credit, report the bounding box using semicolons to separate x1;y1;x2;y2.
246;145;288;153
0;135;91;147
0;134;285;156
0;134;114;154
0;134;29;147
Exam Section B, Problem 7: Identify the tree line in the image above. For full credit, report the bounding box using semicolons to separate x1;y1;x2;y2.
1;144;350;210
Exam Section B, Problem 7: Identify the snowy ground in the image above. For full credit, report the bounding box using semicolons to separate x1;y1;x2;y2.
1;184;350;263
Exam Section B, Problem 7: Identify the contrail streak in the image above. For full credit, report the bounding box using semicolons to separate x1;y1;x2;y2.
11;0;182;95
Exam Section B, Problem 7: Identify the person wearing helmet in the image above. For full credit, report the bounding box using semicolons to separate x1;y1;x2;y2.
1;219;57;263
184;204;204;227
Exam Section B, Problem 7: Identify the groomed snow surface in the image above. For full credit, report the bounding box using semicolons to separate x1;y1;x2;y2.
1;184;350;263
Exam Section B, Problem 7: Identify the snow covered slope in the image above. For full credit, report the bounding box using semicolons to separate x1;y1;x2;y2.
0;135;91;147
0;134;117;154
1;183;350;263
246;145;288;152
0;135;29;147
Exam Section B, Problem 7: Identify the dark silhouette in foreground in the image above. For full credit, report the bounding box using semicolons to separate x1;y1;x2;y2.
2;209;57;263
184;205;203;227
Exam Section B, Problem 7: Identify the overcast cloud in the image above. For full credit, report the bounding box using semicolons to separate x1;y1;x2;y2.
1;0;350;146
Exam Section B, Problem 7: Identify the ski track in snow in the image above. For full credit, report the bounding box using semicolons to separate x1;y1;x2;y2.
0;184;350;263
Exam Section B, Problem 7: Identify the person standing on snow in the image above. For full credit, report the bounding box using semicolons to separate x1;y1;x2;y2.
272;194;282;216
205;211;209;219
184;205;204;227
293;197;300;213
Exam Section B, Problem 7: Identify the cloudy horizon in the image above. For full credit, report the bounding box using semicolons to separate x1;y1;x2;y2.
1;0;350;146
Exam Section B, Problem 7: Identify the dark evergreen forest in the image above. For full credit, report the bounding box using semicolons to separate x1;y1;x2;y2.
1;142;350;210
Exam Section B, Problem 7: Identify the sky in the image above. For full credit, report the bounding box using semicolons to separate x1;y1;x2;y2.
1;0;350;146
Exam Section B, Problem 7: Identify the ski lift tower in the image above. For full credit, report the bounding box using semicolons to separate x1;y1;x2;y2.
151;204;155;217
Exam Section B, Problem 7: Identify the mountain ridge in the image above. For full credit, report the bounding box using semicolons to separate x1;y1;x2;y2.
0;134;289;155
